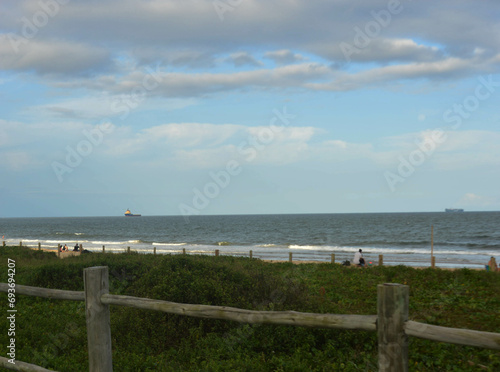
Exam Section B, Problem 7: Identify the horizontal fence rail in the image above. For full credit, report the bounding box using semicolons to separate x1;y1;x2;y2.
405;320;500;350
100;293;377;331
0;283;84;301
1;266;499;372
0;356;55;372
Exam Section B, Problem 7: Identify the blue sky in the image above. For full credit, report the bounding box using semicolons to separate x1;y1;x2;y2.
1;0;499;217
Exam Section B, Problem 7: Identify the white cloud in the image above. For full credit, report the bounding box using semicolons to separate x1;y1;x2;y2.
226;52;263;67
309;56;485;91
0;35;111;75
52;63;331;97
313;38;442;64
265;50;305;65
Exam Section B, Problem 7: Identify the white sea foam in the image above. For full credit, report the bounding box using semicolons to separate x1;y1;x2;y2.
153;242;187;246
91;241;123;245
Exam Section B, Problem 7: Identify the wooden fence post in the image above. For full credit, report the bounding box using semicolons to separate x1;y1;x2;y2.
249;250;253;259
38;242;41;250
183;248;186;255
102;245;105;253
431;256;436;268
153;247;156;255
127;246;130;254
379;255;384;266
331;254;335;264
377;283;409;372
19;241;22;247
215;249;220;256
2;241;5;247
84;266;113;372
289;252;293;263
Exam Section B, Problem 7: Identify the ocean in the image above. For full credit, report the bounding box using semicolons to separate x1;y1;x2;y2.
1;212;499;269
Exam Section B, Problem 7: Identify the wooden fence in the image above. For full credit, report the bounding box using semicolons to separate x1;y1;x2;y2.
1;266;499;372
2;241;421;267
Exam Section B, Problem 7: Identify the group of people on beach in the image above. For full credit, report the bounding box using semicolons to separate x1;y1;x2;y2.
59;243;80;252
353;248;499;271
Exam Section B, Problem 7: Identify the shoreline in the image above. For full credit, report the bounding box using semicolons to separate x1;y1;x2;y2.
16;245;490;270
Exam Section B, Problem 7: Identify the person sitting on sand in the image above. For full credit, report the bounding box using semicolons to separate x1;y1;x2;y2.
73;243;79;251
353;249;365;267
487;257;498;272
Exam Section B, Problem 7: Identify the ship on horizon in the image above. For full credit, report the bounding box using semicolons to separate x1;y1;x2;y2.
124;209;141;217
445;208;464;213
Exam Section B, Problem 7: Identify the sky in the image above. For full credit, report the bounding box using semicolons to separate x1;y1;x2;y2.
1;0;499;218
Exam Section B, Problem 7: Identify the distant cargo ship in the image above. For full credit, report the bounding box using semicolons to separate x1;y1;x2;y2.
124;209;141;217
445;208;464;213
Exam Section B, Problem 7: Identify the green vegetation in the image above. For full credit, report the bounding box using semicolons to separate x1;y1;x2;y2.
1;246;499;371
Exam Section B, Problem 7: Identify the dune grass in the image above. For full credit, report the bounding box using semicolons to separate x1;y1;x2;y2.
1;246;499;371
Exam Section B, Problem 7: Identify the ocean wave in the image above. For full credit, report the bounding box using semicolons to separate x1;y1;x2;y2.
287;244;499;256
91;241;124;245
153;242;187;246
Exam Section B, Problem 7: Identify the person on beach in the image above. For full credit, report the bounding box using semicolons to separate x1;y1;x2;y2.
73;243;79;251
353;249;365;267
487;257;498;272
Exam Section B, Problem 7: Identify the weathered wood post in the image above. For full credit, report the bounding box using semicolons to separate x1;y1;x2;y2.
127;246;130;254
431;225;434;268
215;249;220;256
377;283;409;372
19;241;22;247
379;255;384;266
102;245;105;253
80;244;83;252
249;250;253;259
182;248;186;255
2;241;5;247
153;247;156;255
38;242;41;250
289;252;293;263
84;266;113;372
331;254;335;264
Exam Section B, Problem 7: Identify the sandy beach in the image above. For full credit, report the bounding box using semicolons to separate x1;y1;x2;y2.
26;246;490;270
